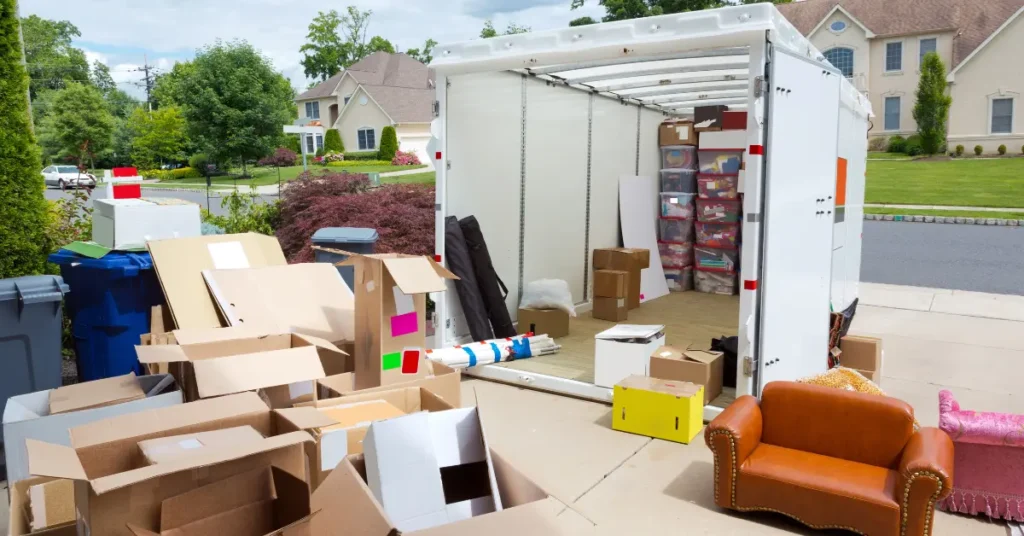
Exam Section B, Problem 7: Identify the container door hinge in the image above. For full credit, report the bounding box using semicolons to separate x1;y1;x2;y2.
446;160;451;171
433;101;440;117
743;356;755;376
753;76;767;98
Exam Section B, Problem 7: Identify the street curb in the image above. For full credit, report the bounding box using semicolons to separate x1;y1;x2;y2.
865;214;1023;226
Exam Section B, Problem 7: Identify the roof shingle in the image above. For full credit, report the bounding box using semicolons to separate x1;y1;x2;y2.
298;52;434;123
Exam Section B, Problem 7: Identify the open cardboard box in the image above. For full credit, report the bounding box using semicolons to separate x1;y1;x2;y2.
136;327;346;406
48;372;146;415
318;360;461;408
648;345;724;405
279;386;455;490
26;392;313;536
7;477;77;536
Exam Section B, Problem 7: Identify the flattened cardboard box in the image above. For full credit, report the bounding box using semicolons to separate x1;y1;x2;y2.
317;360;462;408
26;392;313;536
516;308;569;338
649;345;723;405
8;477;76;536
48;372;146;415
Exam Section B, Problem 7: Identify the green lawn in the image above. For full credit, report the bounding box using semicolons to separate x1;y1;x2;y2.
865;157;1024;208
867;152;914;161
865;207;1024;220
382;171;435;185
157;164;427;187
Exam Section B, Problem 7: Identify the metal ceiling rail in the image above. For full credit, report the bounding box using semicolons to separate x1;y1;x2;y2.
661;96;747;109
640;89;748;104
617;80;748;97
525;47;749;76
559;59;750;85
592;70;748;92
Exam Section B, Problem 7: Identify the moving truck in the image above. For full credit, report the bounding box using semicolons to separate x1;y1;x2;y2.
427;4;872;420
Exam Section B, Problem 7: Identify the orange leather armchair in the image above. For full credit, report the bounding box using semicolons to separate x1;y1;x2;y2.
705;382;954;536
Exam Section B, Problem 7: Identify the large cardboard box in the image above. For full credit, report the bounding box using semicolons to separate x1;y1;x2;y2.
593;248;650;309
26;392;312;536
694;105;729;131
337;253;458;390
3;374;181;485
280;386;455;490
48;372;145;415
659;120;697;146
840;335;883;381
136;328;344;405
593;325;666;388
147;233;288;329
8;477;77;536
516;308;569;338
593;269;627;298
137;425;265;465
126;465;314;536
93;198;200;250
649;346;724;405
612;375;704;444
317;360;461;407
592;297;628;322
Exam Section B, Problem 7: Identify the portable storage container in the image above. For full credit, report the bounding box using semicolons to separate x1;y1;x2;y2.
660;193;696;219
698;150;743;174
658;241;693;268
659;218;695;243
697;174;740;199
695;268;738;295
660;169;698;193
695;246;739;272
696;199;742;223
664;267;694;292
660;145;698;169
695;222;740;248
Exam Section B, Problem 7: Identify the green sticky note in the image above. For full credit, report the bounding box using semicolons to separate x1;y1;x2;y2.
382;352;402;371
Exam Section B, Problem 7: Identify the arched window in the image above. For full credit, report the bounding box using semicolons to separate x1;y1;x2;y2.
823;47;854;78
358;127;376;150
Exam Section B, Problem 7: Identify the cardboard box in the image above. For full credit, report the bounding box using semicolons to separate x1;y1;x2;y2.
29;479;75;531
592;297;628;322
137;425;265;465
694;105;729;131
26;392;312;536
593;269;627;298
203;263;355;346
593;325;666;388
338;253;458;390
516;308;569;338
147;233;288;330
93;198;200;250
840;335;882;377
280;386;454;490
722;110;747;130
8;477;76;536
649;346;724;405
3;374;181;485
48;372;145;415
612;375;704;444
698;129;747;151
659;120;697;146
593;248;650;310
126;465;314;536
317;360;461;408
136;328;344;405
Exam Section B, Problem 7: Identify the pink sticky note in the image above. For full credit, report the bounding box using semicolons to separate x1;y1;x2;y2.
390;312;418;337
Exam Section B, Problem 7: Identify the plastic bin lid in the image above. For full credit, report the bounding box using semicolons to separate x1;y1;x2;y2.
311;227;379;244
48;249;153;270
0;275;69;302
660;168;697;174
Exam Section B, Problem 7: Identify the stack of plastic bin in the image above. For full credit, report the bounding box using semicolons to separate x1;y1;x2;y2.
694;149;743;295
658;145;697;292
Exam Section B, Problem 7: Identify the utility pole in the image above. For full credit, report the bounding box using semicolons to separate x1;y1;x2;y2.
135;55;157;111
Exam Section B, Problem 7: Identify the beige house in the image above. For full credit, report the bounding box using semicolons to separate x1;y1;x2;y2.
294;52;435;164
780;0;1024;152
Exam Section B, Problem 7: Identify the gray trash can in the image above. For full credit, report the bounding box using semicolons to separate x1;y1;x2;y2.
312;227;379;290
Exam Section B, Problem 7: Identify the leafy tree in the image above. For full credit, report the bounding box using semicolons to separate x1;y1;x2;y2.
90;60;116;94
324;129;344;152
299;10;348;82
406;39;437;64
568;0;787;23
107;118;135;167
1;2;48;277
20;15;90;99
366;35;395;55
339;6;373;63
481;20;530;38
570;16;599;26
379;125;398;161
912;52;952;155
37;83;114;169
128;106;187;168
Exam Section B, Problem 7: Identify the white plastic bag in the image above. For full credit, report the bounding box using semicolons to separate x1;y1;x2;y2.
519;279;577;317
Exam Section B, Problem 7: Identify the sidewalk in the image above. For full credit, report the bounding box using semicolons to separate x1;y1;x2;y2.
141;166;435;195
867;203;1024;213
459;282;1022;535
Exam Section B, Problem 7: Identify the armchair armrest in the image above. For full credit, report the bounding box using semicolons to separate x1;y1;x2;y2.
705;395;762;509
898;427;954;536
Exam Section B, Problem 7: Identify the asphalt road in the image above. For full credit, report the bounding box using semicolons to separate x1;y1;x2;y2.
44;187;278;217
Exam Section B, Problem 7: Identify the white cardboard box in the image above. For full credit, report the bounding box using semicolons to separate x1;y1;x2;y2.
362;407;502;532
93;198;200;250
698;129;748;150
594;325;667;388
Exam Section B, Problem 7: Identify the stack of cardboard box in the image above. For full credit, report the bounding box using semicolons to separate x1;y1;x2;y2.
657;120;698;292
592;248;649;321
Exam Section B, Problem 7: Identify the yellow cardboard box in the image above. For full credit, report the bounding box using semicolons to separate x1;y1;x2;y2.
612;375;703;444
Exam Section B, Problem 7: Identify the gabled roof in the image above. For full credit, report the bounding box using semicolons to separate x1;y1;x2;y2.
300;52;435;123
296;72;344;101
778;0;1024;67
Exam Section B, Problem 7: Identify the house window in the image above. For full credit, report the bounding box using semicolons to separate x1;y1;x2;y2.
829;20;847;33
919;38;937;66
344;95;351;105
358;127;376;150
315;134;324;151
992;98;1014;134
823;47;854;78
884;97;901;131
885;42;903;72
305;101;320;119
305;134;315;154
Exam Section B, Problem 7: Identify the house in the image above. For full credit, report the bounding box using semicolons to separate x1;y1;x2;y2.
779;0;1024;152
294;52;435;164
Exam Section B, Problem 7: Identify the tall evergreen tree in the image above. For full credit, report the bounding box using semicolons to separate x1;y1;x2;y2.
913;52;952;155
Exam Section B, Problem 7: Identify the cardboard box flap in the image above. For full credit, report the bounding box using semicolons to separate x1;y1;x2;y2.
683;350;723;365
192;346;326;399
275;406;340;431
311;457;393;536
160;465;277;530
311;246;357;267
48;372;145;415
595;324;665;341
427;257;459;281
381;257;456;294
90;431;313;495
411;499;562;536
618;375;702;397
170;326;282;345
26;439;88;481
135;344;192;364
294;333;346;355
652;346;686;361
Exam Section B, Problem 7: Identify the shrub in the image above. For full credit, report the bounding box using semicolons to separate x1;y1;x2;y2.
189;153;211;172
170;167;202;180
868;137;888;152
278;171;372;231
344;151;381;161
998;144;1007;155
257;147;298;167
203;189;279;235
323;152;344;164
379;126;399;162
44;189;93;259
887;135;907;153
913;53;952;155
955;144;964;156
1021;144;1024;155
323;129;344;153
905;134;923;156
315;147;325;157
392;150;421;166
326;159;395;168
284;135;301;154
974;145;983;156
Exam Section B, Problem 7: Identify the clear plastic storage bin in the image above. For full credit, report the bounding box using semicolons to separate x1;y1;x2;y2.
660;193;695;219
695;268;737;295
697;174;739;199
696;199;742;223
659;218;695;243
698;150;743;174
661;145;698;169
660;169;697;193
694;246;739;272
658;241;693;268
695;222;740;248
664;267;694;292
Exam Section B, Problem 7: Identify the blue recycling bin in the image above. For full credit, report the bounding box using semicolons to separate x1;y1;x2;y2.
311;227;379;290
48;250;165;381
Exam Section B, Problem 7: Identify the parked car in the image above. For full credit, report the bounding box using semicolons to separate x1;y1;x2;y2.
41;166;97;189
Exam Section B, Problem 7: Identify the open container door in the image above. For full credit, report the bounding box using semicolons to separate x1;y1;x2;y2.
755;45;841;393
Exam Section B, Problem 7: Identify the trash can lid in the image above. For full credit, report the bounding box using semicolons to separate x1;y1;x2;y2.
311;227;379;244
0;275;69;302
48;249;153;270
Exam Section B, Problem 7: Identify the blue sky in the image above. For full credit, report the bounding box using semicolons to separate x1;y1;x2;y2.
21;0;604;99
